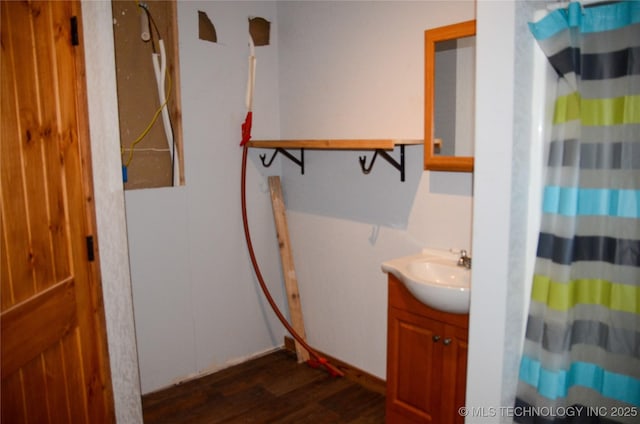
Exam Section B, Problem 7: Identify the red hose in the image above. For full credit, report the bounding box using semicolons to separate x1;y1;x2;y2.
240;145;344;378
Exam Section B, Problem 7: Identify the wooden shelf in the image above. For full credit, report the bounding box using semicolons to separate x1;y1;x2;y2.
247;139;422;150
246;139;422;182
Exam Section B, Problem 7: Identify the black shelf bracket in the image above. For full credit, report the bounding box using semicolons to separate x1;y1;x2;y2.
359;145;406;181
257;145;407;181
259;148;305;174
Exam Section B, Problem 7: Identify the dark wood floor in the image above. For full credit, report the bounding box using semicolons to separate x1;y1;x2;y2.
142;349;386;423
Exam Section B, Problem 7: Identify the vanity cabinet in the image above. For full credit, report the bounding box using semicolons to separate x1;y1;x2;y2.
386;274;469;424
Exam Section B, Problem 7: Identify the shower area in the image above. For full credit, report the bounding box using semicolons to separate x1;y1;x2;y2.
513;1;639;422
469;1;638;421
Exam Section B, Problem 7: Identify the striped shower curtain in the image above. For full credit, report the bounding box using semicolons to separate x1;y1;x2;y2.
515;2;639;423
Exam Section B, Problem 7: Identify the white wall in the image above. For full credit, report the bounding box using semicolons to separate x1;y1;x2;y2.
125;1;287;394
466;1;515;419
276;1;475;379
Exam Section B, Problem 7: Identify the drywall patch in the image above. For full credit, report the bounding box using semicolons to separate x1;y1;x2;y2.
249;17;270;46
198;10;216;43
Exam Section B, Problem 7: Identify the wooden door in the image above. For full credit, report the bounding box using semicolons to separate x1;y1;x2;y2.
1;1;115;422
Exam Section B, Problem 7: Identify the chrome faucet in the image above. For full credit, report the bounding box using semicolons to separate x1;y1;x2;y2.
457;250;472;269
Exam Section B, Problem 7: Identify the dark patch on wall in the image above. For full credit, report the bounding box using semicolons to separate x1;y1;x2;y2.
198;11;217;43
249;17;270;46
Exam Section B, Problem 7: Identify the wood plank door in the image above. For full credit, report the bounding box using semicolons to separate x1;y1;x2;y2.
1;1;115;422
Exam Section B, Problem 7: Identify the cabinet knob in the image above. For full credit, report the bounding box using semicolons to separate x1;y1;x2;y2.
432;335;441;342
443;338;452;346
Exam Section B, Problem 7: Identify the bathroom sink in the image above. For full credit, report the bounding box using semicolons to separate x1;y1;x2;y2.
382;249;470;314
406;261;469;287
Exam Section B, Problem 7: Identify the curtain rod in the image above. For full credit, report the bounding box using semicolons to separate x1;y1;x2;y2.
547;0;620;11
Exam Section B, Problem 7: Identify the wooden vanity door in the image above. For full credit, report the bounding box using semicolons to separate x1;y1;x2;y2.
386;275;469;424
442;324;469;424
387;306;445;423
1;1;114;422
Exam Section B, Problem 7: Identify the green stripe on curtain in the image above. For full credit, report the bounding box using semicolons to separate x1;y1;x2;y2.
540;216;640;245
554;93;640;125
531;275;639;314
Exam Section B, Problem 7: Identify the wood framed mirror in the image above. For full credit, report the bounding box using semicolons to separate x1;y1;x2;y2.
424;20;476;172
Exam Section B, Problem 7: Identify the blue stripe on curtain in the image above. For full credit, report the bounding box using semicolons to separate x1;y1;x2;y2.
543;187;640;218
529;1;640;40
519;356;640;406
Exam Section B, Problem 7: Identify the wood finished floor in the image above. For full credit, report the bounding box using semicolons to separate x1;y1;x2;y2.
142;349;386;423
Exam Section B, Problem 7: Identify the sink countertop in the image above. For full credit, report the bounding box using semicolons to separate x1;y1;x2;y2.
382;248;461;282
381;248;471;314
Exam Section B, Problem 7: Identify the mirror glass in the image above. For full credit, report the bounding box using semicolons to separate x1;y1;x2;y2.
424;20;475;172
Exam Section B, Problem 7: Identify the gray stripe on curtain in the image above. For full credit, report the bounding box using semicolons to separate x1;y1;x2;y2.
544;167;639;188
515;385;635;424
549;47;640;81
538;24;640;73
550;122;640;144
537;233;640;266
548;46;640;80
540;215;640;242
533;257;640;287
528;25;640;58
526;301;640;334
525;315;640;356
548;140;640;170
575;74;640;99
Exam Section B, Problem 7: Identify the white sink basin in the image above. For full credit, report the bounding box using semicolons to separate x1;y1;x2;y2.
382;249;471;314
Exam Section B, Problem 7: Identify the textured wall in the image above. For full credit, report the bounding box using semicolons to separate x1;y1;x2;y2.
81;1;143;422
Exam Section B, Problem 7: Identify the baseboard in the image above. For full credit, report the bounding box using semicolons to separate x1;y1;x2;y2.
283;336;386;396
143;345;283;396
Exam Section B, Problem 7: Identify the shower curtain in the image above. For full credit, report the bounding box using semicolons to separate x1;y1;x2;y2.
515;2;639;423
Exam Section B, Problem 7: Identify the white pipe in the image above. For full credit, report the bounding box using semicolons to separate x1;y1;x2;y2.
246;37;256;112
152;40;179;186
140;8;150;41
